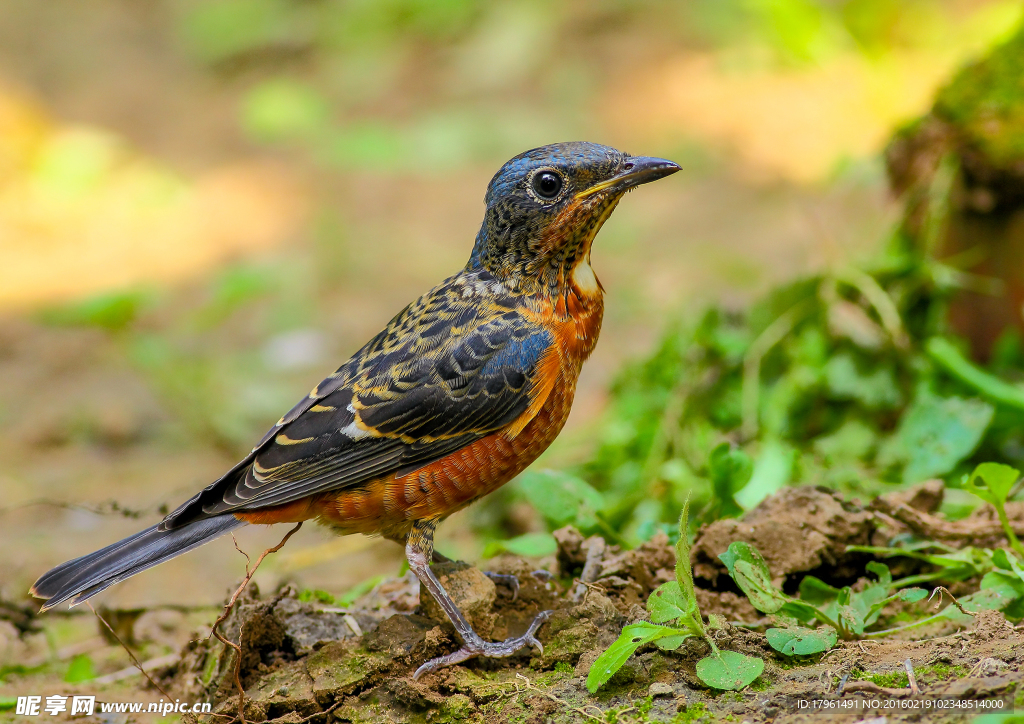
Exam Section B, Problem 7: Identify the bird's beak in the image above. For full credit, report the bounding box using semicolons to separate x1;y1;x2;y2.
576;156;681;199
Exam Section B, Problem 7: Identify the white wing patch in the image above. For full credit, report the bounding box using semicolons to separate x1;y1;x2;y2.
341;420;374;440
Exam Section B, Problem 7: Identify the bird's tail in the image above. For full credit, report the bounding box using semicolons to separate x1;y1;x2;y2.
30;516;244;611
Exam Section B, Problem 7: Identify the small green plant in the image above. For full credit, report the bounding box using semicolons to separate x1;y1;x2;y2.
297;588;336;605
719;541;927;644
979;548;1024;620
964;462;1024;559
64;654;95;683
846;541;999;587
587;498;764;693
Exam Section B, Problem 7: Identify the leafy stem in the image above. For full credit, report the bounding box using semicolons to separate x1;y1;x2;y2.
587;497;763;693
964;463;1024;559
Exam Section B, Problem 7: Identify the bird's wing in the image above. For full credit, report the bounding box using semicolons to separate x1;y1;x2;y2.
161;277;554;529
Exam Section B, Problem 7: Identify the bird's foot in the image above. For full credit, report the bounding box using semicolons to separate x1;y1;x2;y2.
413;610;551;679
482;571;520;599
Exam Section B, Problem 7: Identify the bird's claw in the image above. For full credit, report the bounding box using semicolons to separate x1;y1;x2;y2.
482;570;555;599
413;610;551;679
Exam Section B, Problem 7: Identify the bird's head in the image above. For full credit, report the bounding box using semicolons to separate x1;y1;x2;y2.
468;141;679;296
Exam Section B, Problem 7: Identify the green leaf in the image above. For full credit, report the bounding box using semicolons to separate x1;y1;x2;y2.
65;654;95;683
655;634;689;651
848;544;991;582
675;495;701;628
709;444;752;485
964;462;1019;508
587;622;691;693
482;532;557;559
242;78;329;143
39;290;152;331
735;439;793;510
846;580;890;634
779;600;822;624
825;353;901;409
1004;551;1024;585
812;420;877;461
719;542;787;613
927;337;1024;411
981;571;1024;598
519;469;605;530
865;561;892;587
298;588;335;605
708;443;753;517
992;548;1014;571
648;581;696;623
979;574;1024;621
765;626;837;655
964;464;1024;558
336;575;384;607
878;392;994;484
898;587;928;603
695;650;765;690
798;575;842;605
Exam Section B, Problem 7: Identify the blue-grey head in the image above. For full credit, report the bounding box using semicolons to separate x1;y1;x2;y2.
468;142;679;293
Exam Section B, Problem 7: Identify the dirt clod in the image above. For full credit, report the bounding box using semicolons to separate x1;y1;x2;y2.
693;486;876;588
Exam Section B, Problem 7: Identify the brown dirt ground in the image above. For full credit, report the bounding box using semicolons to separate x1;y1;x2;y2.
45;485;1007;723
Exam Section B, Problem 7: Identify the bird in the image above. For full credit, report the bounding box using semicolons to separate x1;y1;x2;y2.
31;141;679;677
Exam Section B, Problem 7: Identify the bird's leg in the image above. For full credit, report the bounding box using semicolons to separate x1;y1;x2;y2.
430;549;521;600
407;520;551;679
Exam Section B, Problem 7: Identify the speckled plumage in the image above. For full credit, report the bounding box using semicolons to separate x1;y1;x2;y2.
161;143;626;539
32;142;679;628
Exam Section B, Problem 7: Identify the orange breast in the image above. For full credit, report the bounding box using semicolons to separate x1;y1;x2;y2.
313;369;577;540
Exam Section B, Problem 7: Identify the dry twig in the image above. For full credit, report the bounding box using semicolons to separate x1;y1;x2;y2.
905;658;921;696
513;673;611;722
209;522;303;724
841;680;910;698
929;586;971;615
87;602;173;699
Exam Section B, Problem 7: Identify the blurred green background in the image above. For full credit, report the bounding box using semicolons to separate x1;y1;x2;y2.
1;0;1022;618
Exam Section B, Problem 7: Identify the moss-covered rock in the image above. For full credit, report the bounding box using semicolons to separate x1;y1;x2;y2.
305;640;392;704
886;19;1024;359
934;26;1024;175
242;660;320;722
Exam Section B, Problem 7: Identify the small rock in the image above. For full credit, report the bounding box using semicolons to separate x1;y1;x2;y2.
543;621;600;664
975;657;1008;677
553;526;586;570
649;682;674;697
363;614;434;657
266;713;304;724
880;480;944;513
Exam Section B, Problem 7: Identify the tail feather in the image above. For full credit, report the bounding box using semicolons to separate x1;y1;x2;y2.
31;516;244;611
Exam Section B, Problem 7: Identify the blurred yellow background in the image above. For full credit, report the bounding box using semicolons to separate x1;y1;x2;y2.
1;0;1021;612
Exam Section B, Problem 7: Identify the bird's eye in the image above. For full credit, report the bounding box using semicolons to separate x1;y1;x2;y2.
532;171;563;200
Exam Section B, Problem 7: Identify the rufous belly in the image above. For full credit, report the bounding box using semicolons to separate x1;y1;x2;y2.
234;367;577;541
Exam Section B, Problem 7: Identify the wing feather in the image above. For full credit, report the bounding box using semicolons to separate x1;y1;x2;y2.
161;272;554;530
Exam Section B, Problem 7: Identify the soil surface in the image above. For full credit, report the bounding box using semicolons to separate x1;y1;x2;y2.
146;486;1024;723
